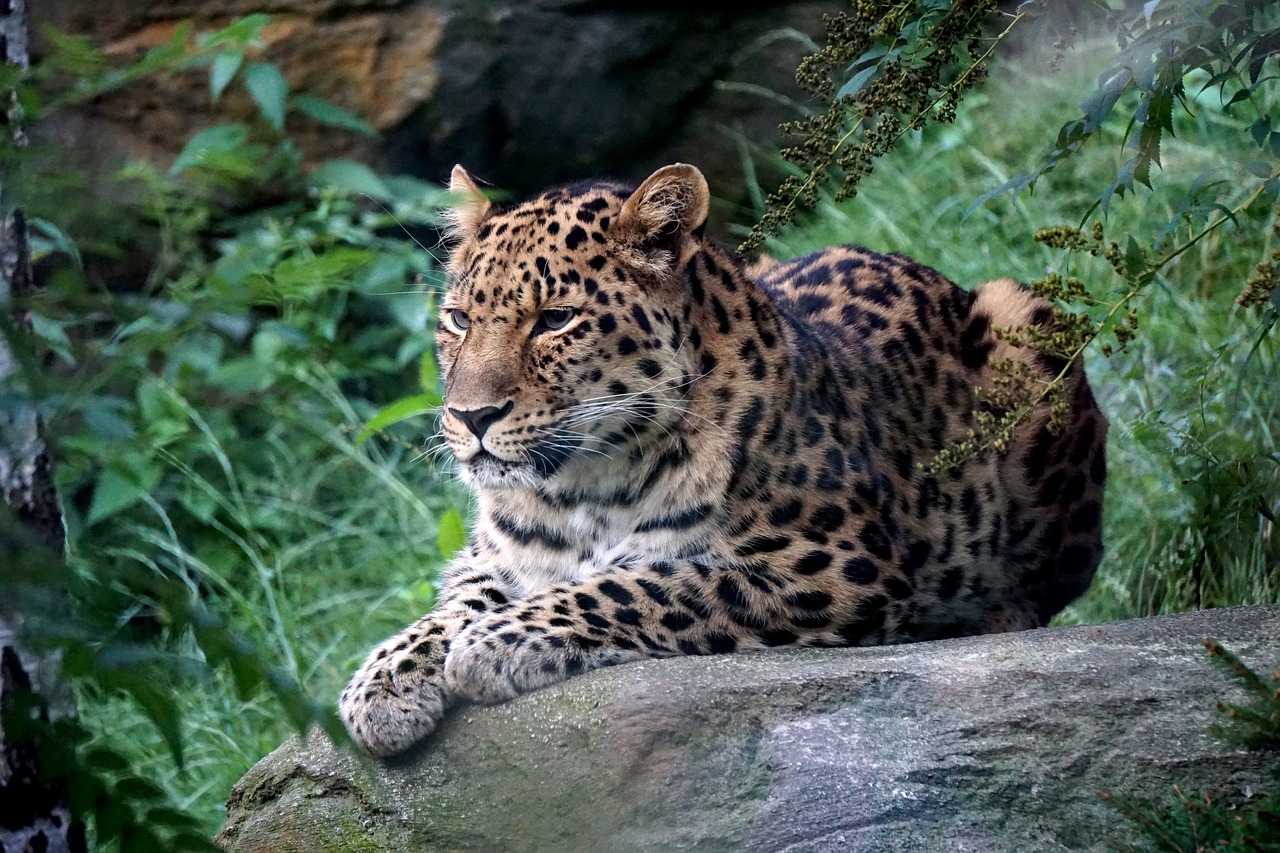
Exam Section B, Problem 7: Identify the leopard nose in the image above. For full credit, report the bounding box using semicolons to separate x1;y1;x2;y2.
448;401;514;439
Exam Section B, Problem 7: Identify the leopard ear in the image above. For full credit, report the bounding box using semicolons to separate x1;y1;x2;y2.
615;163;710;245
445;164;491;241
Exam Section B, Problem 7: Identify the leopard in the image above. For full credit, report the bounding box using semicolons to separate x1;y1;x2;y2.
339;163;1107;758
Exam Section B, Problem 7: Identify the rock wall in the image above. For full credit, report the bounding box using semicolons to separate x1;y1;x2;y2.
218;605;1279;852
36;0;841;200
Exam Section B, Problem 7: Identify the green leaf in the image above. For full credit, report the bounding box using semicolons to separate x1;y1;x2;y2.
251;322;309;363
309;159;393;200
38;27;110;77
971;64;1132;221
208;357;271;394
136;378;174;424
28;217;82;268
382;174;446;205
1123;235;1147;279
197;14;272;50
437;508;467;561
190;617;261;699
244;62;289;131
1249;117;1271;148
1244;304;1278;366
176;482;218;524
134;22;194;77
356;253;410;294
170;124;250;174
145;807;201;830
84;746;130;773
114;777;167;802
81;395;136;440
419;350;440;394
268;247;377;300
965;169;1040;217
292;94;378;137
87;470;145;525
209;52;243;101
354;393;442;445
1100;157;1137;215
1081;68;1129;131
1245;160;1273;179
1247;30;1280;86
1133;82;1174;189
28;311;74;364
836;65;878;100
1226;87;1252;107
129;681;186;767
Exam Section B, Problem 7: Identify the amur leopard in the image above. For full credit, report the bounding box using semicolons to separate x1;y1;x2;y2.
340;163;1107;757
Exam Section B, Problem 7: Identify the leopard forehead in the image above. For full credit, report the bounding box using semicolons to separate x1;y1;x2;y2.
445;182;635;311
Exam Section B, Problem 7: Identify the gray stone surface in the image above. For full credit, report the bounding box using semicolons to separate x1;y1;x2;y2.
218;605;1280;852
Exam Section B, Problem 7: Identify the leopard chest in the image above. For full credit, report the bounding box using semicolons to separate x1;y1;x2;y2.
480;493;721;597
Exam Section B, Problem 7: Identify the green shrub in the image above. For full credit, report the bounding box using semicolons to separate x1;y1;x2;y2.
3;17;462;842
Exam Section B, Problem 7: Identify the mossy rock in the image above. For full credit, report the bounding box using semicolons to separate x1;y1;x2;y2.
219;605;1280;852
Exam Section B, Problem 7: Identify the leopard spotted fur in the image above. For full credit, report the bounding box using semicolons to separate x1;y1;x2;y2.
339;164;1107;757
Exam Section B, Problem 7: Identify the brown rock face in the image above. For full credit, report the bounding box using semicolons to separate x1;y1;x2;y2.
248;11;443;131
36;1;839;202
38;4;443;168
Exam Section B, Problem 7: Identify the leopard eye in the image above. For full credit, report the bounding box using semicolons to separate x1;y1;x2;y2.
535;307;577;333
442;308;470;333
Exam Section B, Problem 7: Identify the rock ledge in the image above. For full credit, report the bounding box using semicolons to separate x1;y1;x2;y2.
219;605;1280;852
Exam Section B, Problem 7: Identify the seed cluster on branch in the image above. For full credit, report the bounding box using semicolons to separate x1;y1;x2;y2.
742;0;1000;253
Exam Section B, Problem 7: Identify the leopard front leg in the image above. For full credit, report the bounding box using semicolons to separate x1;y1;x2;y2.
339;564;517;757
445;563;789;705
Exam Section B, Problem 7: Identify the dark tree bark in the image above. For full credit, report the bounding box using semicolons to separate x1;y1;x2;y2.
1;1;85;850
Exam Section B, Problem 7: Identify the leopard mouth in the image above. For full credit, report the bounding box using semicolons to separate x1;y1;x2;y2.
463;449;519;473
455;438;581;490
457;450;538;490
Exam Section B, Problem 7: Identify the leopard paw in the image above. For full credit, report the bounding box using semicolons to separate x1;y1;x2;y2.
339;652;450;758
443;623;522;706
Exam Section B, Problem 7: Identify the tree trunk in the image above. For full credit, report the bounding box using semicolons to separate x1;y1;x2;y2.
1;0;84;849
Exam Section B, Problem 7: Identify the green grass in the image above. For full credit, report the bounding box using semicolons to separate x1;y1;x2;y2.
71;372;460;834
742;35;1280;625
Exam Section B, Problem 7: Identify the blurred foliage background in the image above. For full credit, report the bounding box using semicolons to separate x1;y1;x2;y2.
0;1;1277;847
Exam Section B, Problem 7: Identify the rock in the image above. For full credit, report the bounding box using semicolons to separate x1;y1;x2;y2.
36;1;840;204
218;605;1280;852
37;5;446;169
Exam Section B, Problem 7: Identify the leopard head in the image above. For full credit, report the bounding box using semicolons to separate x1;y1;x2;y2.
437;163;712;491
